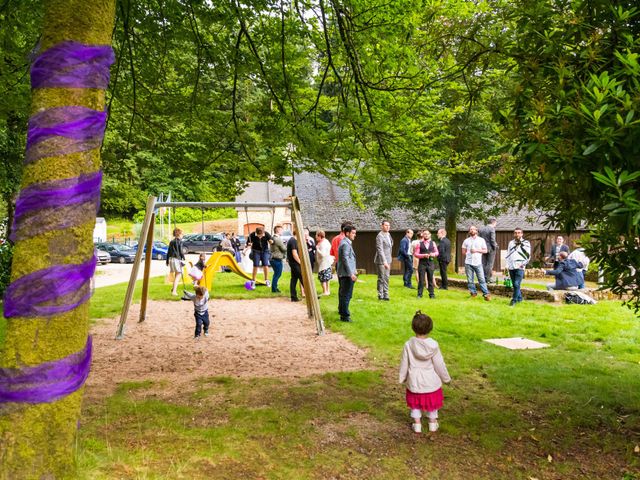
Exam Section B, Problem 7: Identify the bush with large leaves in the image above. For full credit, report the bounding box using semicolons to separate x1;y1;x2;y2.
503;0;640;311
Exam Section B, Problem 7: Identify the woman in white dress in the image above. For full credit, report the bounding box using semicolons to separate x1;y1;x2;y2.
315;230;334;295
240;244;253;273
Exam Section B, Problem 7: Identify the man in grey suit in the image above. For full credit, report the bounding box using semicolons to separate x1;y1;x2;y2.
478;218;498;283
374;220;393;300
337;225;357;322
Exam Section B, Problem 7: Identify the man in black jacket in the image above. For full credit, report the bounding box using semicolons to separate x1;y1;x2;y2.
478;219;498;283
437;229;451;290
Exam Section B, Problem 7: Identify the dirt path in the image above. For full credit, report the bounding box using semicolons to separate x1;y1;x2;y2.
87;297;370;399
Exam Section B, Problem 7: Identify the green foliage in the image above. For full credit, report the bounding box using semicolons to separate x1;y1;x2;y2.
589;167;640;311
501;0;640;310
0;241;13;298
132;207;236;224
0;3;39;232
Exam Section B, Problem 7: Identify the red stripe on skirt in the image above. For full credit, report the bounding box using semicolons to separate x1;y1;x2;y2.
405;388;444;411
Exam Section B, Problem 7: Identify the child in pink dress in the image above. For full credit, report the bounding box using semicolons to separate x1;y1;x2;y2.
399;310;451;433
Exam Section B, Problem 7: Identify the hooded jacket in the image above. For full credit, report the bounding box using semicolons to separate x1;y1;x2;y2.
398;337;451;393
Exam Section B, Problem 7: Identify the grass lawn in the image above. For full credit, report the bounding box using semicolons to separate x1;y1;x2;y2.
2;273;639;478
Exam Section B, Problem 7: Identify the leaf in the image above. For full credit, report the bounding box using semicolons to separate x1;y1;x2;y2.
582;143;599;155
547;454;553;462
634;445;640;453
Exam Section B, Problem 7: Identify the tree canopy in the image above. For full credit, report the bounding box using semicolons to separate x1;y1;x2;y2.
0;0;638;307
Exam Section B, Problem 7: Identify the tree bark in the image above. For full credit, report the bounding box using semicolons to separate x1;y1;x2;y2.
0;1;115;478
445;208;458;274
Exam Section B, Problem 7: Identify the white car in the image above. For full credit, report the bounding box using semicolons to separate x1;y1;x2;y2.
95;247;111;265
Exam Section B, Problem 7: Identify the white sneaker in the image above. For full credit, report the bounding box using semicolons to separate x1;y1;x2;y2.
428;421;439;432
411;423;422;433
265;280;271;287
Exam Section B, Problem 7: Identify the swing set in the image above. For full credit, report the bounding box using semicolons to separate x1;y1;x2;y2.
115;195;324;339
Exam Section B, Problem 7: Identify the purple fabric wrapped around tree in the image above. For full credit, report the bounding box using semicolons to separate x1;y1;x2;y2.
0;337;92;404
3;255;97;318
31;41;114;89
26;106;107;149
10;171;102;242
1;41;115;405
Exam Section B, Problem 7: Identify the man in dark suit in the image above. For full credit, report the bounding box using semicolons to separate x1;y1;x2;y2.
397;229;414;288
478;219;498;283
546;235;570;269
436;228;451;289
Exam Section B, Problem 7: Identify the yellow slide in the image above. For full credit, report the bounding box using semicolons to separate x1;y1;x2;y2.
198;251;266;290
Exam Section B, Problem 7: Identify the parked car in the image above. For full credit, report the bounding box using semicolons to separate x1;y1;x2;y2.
133;241;168;260
95;242;143;264
95;247;111;265
181;233;224;254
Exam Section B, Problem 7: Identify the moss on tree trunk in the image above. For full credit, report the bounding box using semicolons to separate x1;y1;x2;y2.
0;1;115;478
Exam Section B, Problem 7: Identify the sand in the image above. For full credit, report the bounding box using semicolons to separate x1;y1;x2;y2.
87;297;370;398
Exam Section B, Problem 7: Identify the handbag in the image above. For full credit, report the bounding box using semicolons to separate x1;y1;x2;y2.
249;250;254;261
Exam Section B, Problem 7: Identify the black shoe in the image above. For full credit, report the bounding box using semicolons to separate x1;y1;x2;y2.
405;285;415;289
417;294;422;298
272;288;282;293
509;300;516;307
382;297;390;301
291;298;301;302
429;295;435;299
340;317;352;322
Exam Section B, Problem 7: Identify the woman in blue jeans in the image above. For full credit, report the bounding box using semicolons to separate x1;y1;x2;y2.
269;225;287;293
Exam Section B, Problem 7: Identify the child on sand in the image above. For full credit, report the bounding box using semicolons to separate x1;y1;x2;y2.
183;285;210;339
398;310;451;433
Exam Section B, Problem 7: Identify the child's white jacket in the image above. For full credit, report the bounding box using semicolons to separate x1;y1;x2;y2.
399;337;451;393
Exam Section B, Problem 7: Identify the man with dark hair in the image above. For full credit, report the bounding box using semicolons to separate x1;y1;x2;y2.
337;225;357;322
398;229;414;288
374;220;393;300
478;218;498;283
330;221;353;259
506;228;531;306
286;228;304;302
414;230;439;299
436;229;451;290
546;235;570;269
248;226;273;288
462;225;491;301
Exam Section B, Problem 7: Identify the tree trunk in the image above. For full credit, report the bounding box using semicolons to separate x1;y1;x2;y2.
445;209;458;274
0;1;115;478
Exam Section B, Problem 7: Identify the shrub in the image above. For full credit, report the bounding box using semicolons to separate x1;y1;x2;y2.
0;241;13;297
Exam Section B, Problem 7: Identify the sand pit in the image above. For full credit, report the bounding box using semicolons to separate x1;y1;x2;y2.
87;297;370;397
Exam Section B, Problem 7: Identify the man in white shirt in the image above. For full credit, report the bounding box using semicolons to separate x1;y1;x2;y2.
505;227;531;306
461;226;490;300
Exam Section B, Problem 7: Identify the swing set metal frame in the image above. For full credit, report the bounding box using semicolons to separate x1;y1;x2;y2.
115;195;324;339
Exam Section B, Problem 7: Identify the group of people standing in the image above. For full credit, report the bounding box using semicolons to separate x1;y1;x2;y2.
396;227;452;298
167;220;591;326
